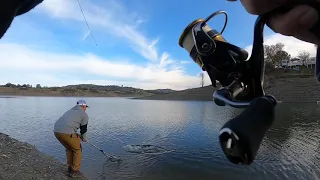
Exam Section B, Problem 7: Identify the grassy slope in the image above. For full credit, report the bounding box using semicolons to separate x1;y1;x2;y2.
0;87;154;97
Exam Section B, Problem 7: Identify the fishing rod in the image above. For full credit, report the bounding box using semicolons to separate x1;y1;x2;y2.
178;1;320;165
86;141;121;162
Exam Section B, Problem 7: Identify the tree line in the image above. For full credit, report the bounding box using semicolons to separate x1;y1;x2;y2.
264;42;314;72
2;83;42;89
1;83;176;94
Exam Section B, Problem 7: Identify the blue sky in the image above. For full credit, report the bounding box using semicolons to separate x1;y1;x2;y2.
0;0;316;90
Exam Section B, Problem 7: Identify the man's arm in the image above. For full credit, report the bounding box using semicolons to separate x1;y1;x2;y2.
80;113;89;142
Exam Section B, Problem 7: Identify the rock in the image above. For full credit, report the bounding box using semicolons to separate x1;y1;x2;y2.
19;146;33;150
0;154;8;158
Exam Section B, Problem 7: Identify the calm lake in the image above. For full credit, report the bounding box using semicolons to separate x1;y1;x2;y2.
0;97;319;180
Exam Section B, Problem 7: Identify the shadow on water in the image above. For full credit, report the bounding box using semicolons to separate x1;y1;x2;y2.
1;97;320;180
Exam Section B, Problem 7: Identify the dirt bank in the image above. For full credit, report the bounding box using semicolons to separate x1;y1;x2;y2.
0;133;87;180
133;86;214;101
136;76;320;102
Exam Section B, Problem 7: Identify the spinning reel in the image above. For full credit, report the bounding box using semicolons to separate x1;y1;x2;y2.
179;2;320;165
179;10;266;108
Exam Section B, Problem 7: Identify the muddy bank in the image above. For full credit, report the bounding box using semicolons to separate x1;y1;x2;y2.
0;133;87;180
133;86;214;101
136;76;320;102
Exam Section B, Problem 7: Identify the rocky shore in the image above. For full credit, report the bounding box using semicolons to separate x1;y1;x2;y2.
0;133;87;180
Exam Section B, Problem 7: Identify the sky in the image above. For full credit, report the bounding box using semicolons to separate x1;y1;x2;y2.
0;0;318;90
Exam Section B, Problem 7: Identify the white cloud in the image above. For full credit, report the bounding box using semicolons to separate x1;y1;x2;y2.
36;0;160;62
180;60;192;64
2;1;318;91
2;33;316;90
0;43;206;90
245;33;317;59
1;0;213;90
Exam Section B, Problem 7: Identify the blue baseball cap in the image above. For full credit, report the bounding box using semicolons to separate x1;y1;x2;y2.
77;100;89;107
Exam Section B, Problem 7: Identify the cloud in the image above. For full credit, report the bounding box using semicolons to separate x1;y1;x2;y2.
36;0;160;62
245;33;317;58
1;0;212;90
2;1;318;92
2;32;315;91
180;60;192;64
0;43;207;90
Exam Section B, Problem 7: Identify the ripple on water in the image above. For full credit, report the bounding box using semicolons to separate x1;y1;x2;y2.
256;107;320;180
1;98;320;180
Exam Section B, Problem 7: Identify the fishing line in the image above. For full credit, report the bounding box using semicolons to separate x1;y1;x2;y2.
87;141;121;162
77;0;98;46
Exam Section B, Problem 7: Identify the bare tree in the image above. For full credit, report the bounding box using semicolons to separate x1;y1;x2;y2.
200;72;204;87
297;51;310;67
264;43;291;67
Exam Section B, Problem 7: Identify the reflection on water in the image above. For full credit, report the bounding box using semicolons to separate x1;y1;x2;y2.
0;97;319;180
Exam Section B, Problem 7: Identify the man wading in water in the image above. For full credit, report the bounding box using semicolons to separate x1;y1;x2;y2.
54;100;89;178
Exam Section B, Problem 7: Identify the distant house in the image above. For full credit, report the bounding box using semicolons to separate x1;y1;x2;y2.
280;59;289;68
280;57;316;69
304;57;316;68
280;58;302;68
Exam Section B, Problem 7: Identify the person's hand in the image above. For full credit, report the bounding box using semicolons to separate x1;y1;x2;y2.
228;0;320;45
80;134;88;142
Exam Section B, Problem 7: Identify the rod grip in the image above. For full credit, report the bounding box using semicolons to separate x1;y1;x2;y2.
218;95;277;165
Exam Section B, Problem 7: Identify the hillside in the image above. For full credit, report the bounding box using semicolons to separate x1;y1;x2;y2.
1;67;318;101
0;84;175;97
134;86;215;101
135;68;320;103
145;89;177;94
263;76;320;102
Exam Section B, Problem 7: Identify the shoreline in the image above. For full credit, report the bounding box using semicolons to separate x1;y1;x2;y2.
0;93;142;98
2;76;320;102
135;76;320;102
0;132;87;180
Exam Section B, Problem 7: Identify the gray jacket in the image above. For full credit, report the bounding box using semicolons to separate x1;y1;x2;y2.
54;105;88;138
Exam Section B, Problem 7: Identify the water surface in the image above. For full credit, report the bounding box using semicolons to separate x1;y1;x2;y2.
0;97;319;180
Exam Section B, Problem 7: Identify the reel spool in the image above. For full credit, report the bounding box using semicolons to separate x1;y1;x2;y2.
179;11;265;108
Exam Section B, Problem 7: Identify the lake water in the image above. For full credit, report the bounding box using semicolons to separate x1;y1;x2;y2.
0;97;320;180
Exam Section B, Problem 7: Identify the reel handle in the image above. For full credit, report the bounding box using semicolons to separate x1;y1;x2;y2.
218;95;277;165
